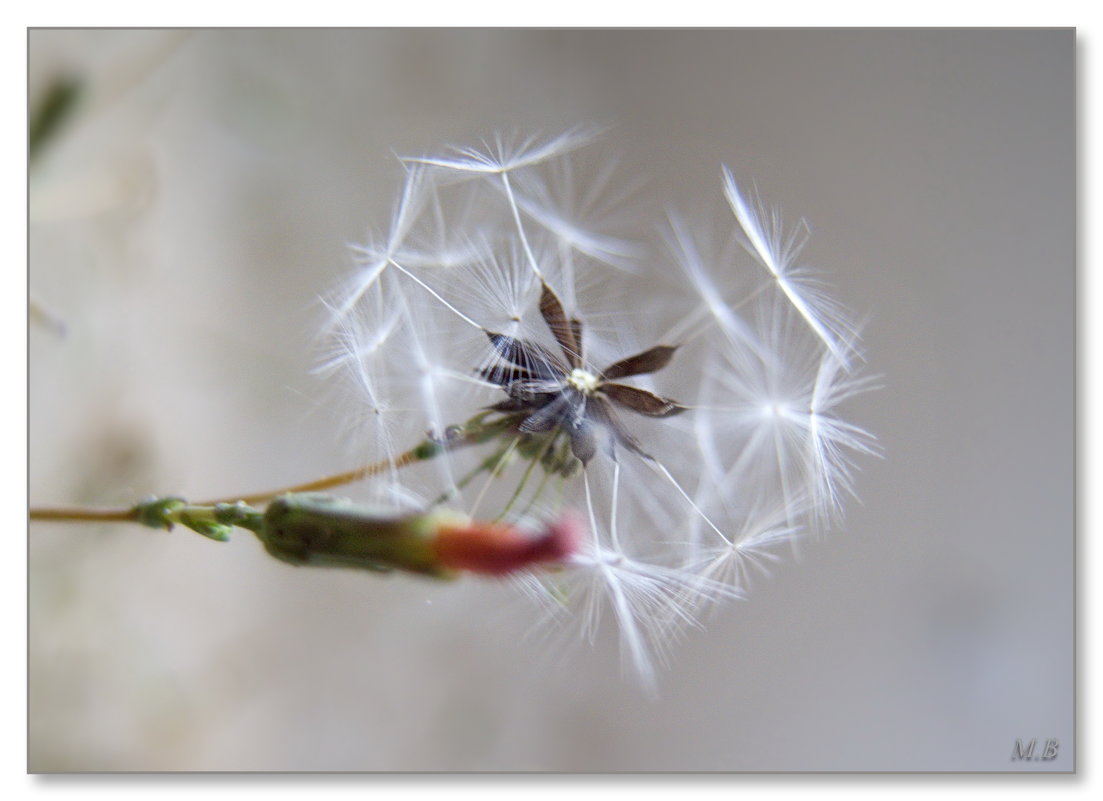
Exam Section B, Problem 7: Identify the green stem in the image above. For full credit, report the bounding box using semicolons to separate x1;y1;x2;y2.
519;457;557;519
497;434;559;522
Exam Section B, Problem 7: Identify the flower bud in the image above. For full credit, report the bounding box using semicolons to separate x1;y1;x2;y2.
257;494;579;578
433;514;581;576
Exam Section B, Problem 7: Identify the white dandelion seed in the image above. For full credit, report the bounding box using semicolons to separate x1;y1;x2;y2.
699;299;879;532
543;537;741;692
662;212;764;358
722;167;861;369
689;492;807;592
401;127;601;176
503;150;642;273
804;341;882;523
329;164;435;327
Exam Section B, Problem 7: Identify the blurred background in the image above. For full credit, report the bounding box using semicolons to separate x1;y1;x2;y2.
28;29;1073;771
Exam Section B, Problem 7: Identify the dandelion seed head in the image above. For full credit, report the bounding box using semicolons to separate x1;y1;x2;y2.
320;130;878;689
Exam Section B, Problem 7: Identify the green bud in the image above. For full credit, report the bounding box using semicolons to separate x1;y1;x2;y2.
257;494;461;578
412;439;444;461
133;497;186;530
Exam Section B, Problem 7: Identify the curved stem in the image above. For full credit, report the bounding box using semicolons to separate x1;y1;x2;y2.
28;452;422;522
194;448;422;506
29;416;514;524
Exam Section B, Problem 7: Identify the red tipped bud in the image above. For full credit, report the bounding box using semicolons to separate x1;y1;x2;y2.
433;514;582;576
258;495;581;579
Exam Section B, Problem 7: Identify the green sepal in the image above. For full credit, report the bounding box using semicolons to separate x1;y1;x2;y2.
133;497;186;530
176;514;233;542
131;497;264;542
213;502;265;533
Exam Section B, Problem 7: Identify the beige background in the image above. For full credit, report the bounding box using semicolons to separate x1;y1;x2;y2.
29;29;1073;771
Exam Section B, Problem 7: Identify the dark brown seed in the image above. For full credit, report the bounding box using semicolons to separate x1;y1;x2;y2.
520;394;575;433
601;383;687;417
569;318;584;361
479;364;535;387
486;331;564;378
601;345;679;380
539;281;582;369
588;395;648;458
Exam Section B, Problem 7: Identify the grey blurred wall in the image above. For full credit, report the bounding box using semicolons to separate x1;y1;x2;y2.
29;29;1073;771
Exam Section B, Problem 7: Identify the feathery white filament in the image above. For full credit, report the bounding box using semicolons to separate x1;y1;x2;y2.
722;168;852;368
648;459;731;546
501;171;545;281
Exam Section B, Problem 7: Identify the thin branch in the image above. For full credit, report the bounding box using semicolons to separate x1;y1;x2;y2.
29;505;137;523
30;420;506;523
195;448;422;507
